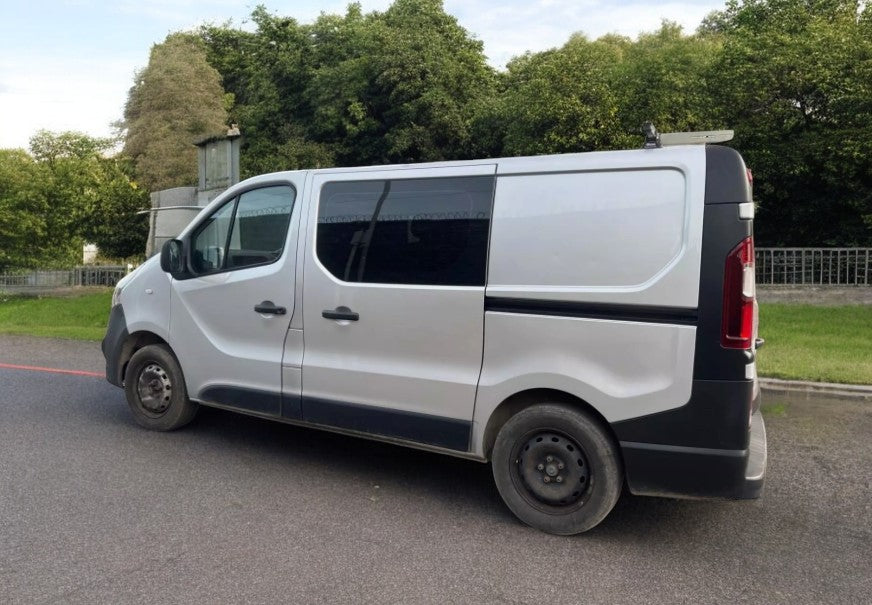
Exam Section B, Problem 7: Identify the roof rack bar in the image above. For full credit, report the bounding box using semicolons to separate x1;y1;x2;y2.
660;130;734;146
640;122;734;148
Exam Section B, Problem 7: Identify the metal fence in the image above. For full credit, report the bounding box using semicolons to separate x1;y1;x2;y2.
756;248;871;286
0;266;128;293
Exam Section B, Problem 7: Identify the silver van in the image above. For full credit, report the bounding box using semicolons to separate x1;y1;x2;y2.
103;136;766;534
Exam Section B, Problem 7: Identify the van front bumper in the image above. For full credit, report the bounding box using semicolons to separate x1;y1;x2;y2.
620;407;767;500
101;304;128;387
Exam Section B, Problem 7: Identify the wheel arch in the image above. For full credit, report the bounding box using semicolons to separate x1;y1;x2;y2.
117;331;171;385
481;388;621;463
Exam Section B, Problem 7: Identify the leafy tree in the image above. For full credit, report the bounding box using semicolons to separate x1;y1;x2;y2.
202;1;496;170
496;35;634;156
614;22;722;135
0;131;149;269
78;156;150;259
712;0;872;245
365;0;496;162
121;33;230;190
201;8;332;176
0;150;59;270
186;0;870;246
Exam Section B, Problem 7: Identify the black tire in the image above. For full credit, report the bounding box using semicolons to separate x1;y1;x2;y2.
124;344;198;431
491;403;622;535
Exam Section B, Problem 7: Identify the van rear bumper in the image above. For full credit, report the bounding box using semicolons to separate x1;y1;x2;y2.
620;406;767;500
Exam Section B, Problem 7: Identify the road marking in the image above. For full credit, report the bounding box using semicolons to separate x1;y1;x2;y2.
0;362;103;378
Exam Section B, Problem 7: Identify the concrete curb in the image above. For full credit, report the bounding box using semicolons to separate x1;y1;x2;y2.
760;378;872;401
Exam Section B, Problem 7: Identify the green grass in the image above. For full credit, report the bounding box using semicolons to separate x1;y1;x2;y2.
0;291;870;385
0;289;112;341
757;303;872;385
760;401;788;417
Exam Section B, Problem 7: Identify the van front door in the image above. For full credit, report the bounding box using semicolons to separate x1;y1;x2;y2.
169;182;300;417
301;166;495;451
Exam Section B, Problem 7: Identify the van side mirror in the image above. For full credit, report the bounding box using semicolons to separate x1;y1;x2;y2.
160;239;187;278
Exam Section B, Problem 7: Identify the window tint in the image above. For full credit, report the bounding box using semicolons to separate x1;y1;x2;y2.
317;176;493;286
191;185;295;275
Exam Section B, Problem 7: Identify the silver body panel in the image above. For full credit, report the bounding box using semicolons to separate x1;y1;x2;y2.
301;165;495;423
119;147;710;455
166;175;305;403
489;147;705;307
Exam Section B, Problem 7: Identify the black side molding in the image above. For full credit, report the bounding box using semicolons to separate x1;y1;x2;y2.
199;385;284;417
303;397;471;451
194;387;469;451
485;297;698;326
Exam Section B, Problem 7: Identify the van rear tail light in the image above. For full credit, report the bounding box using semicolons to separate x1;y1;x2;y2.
722;236;755;349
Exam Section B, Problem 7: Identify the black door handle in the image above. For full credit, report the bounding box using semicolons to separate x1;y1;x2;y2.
322;306;359;321
254;301;286;315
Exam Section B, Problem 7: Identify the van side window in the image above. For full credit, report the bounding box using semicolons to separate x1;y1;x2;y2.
191;185;295;274
192;200;234;273
317;176;494;286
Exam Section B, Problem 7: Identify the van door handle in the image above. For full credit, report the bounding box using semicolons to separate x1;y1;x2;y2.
254;301;286;315
322;307;359;321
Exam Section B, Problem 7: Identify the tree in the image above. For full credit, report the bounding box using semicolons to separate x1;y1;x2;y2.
614;22;723;135
121;33;230;191
201;7;334;176
365;0;496;162
0;149;58;270
712;0;872;245
201;0;496;170
194;0;870;245
78;155;150;259
496;35;634;156
0;131;150;269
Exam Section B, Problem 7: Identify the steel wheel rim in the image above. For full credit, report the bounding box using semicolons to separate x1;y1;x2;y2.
136;362;172;417
511;430;591;512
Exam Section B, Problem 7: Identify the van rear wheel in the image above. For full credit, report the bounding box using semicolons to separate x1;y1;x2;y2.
124;344;198;431
492;404;622;535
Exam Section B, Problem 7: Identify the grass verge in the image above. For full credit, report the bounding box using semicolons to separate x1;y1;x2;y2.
0;289;112;341
756;304;872;385
0;292;870;385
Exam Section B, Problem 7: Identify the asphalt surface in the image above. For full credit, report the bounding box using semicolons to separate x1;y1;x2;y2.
0;335;870;604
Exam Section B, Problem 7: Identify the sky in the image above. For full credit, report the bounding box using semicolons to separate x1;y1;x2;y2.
0;1;725;150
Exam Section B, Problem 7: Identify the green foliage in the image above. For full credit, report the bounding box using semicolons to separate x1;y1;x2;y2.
115;0;868;247
614;22;722;134
497;37;634;156
200;0;496;172
712;0;872;245
121;33;229;190
193;2;872;247
0;149;59;269
7;0;872;272
78;156;150;259
0;131;148;270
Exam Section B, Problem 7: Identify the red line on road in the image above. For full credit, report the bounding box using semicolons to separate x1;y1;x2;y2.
0;362;103;378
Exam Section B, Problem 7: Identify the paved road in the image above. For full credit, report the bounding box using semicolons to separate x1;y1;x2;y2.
0;336;870;604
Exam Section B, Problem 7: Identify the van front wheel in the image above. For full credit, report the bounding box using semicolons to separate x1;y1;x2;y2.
492;404;622;535
124;344;198;431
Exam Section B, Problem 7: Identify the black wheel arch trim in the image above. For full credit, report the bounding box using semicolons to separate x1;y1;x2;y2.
101;304;129;387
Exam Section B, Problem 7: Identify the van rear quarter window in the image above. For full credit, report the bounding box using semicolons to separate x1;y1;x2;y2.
316;176;494;286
